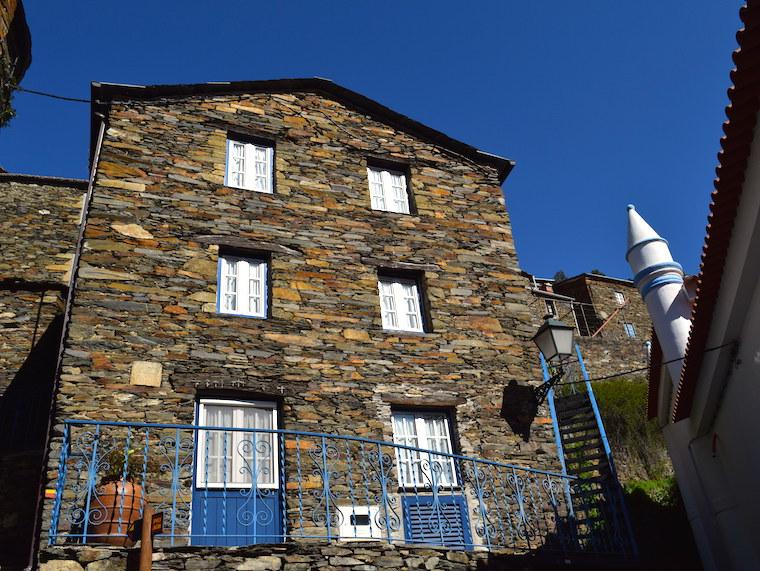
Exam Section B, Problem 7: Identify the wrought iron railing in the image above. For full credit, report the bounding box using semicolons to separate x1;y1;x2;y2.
48;419;621;554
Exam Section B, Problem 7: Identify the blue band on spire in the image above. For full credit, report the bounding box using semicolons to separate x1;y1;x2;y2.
625;237;669;262
633;261;684;287
641;274;683;299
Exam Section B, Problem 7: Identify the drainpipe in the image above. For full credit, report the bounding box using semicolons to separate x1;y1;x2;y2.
25;115;107;570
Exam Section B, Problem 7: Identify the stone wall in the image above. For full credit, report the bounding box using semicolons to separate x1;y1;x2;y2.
581;278;650;345
0;174;83;419
40;88;559;550
39;543;583;571
0;174;84;568
40;544;495;571
0;174;85;285
547;275;650;379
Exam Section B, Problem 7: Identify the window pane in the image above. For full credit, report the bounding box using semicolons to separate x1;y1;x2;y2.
223;259;238;312
230;142;246;188
389;173;409;214
203;406;234;485
200;402;276;488
392;414;422;486
400;282;422;332
238;407;274;485
378;280;399;329
368;168;386;210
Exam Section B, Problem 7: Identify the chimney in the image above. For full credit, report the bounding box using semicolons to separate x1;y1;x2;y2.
626;205;692;398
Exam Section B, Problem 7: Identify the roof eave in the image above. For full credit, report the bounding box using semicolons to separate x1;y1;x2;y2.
88;78;515;183
673;1;760;421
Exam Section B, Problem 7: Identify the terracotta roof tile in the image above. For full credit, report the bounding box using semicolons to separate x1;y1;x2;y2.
673;2;760;421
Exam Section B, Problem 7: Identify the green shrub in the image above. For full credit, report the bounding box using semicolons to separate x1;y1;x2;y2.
592;378;671;481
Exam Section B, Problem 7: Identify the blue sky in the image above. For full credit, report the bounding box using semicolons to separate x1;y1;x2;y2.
1;1;742;279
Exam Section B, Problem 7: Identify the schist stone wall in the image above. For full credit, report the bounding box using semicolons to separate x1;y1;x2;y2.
39;543;557;571
0;175;85;568
562;277;650;379
0;175;84;394
523;274;650;380
40;88;558;547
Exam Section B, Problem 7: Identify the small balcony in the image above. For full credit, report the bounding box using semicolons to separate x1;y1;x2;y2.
48;420;629;557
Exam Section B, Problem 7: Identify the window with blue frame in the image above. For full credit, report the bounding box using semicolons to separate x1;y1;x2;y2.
217;255;268;318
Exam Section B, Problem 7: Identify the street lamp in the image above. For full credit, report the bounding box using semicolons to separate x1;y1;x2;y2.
531;316;575;405
500;315;577;438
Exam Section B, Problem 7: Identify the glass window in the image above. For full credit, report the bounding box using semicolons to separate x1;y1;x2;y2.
614;291;625;305
367;166;410;214
226;138;273;193
218;255;267;318
392;411;456;488
196;399;278;488
378;277;424;332
623;322;636;338
544;300;556;316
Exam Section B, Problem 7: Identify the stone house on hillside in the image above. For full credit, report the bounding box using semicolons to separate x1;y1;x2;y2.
522;271;652;380
1;79;634;570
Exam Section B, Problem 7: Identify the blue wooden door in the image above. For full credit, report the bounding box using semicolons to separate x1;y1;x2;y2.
191;488;282;546
192;399;283;546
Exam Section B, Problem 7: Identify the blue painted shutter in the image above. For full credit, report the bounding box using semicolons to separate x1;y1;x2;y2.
403;495;471;549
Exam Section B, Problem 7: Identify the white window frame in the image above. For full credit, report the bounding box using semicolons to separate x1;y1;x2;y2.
614;291;626;305
225;138;274;193
196;399;279;489
367;166;410;214
391;412;457;488
544;299;556;316
217;255;268;318
378;277;425;333
623;322;636;338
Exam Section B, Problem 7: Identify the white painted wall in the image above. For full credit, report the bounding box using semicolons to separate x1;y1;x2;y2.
664;107;760;570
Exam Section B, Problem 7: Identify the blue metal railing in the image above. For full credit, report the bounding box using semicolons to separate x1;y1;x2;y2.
48;419;617;554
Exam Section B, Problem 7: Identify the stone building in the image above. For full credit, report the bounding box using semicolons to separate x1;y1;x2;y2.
522;271;652;380
1;79;636;570
0;173;86;568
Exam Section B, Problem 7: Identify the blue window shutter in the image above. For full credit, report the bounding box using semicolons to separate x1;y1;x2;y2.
402;495;472;549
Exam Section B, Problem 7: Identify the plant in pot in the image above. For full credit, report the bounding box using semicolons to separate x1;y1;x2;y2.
88;447;152;546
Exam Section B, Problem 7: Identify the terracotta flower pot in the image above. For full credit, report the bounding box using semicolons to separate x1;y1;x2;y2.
88;480;144;546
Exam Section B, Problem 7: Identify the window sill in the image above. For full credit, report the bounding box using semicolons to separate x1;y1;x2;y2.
222;184;274;195
376;329;435;338
367;208;419;219
213;314;311;330
218;311;268;320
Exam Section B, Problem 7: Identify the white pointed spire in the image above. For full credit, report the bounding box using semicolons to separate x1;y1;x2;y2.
624;204;691;406
626;204;676;278
627;205;662;256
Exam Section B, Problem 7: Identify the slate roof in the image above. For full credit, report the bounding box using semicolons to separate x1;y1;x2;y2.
89;78;515;183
